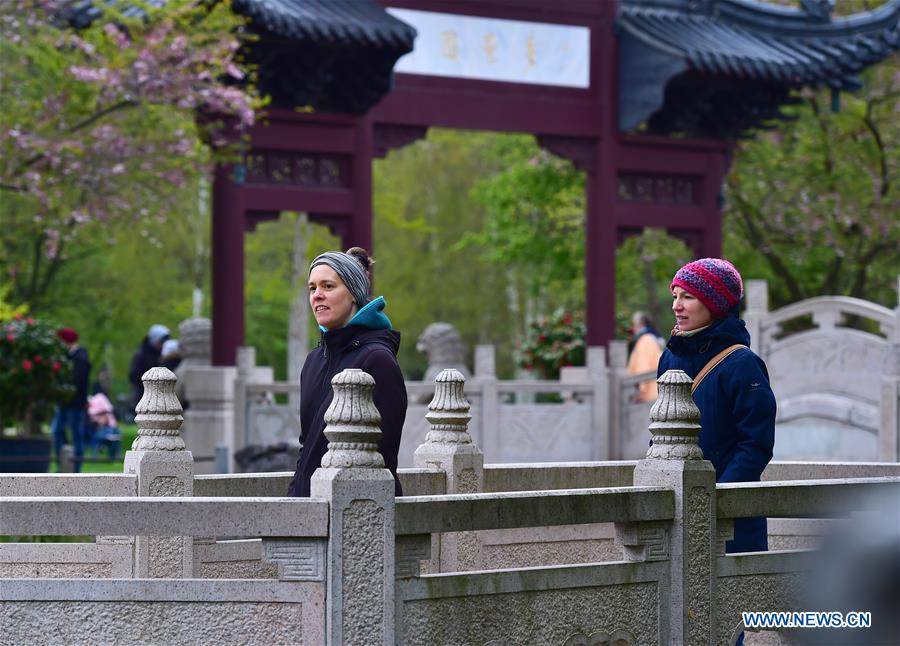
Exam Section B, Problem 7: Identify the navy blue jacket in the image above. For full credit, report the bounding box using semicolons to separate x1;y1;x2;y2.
128;337;161;408
287;309;406;498
66;346;91;408
658;315;776;553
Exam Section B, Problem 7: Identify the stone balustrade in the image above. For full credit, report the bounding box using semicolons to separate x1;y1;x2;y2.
0;497;328;538
2;365;900;645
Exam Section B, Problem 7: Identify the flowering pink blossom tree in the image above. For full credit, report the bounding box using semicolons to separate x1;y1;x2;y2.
0;0;258;306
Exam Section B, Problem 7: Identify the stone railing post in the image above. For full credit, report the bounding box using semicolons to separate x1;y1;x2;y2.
473;344;497;460
587;346;611;460
123;367;193;578
880;312;900;461
311;369;395;645
881;277;900;461
607;339;628;460
744;279;769;356
631;369;716;645
414;369;482;572
181;365;236;474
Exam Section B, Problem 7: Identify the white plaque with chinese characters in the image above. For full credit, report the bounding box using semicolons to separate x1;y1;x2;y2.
387;8;590;89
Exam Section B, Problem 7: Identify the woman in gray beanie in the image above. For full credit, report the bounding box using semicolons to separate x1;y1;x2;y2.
287;247;407;497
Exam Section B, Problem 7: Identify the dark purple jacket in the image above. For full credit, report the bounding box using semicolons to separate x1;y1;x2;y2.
287;325;407;497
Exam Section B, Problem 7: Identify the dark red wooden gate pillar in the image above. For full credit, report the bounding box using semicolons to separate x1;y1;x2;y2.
585;137;618;348
350;115;374;251
212;164;245;366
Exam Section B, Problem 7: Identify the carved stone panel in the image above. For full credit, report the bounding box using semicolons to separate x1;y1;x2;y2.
687;487;712;645
498;404;593;463
342;500;385;645
148;477;185;579
401;582;659;645
264;539;325;582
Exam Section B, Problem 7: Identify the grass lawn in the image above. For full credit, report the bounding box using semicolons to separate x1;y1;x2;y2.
50;423;138;473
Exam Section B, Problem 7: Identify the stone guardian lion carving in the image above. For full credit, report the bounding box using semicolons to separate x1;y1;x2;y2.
416;323;471;401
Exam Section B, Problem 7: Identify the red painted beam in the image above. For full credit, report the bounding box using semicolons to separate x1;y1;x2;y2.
613;203;708;228
373;78;601;135
248;119;358;154
239;186;354;215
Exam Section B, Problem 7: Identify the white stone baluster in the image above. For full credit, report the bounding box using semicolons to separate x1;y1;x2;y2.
124;367;193;578
311;369;395;645
414;369;483;572
630;369;716;644
645;370;703;461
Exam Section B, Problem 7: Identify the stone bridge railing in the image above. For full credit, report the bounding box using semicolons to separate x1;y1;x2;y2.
220;278;900;470
2;367;899;644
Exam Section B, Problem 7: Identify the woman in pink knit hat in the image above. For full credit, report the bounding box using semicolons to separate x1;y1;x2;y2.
658;258;776;557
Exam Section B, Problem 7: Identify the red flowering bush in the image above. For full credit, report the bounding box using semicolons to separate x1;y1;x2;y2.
518;309;586;379
0;315;73;435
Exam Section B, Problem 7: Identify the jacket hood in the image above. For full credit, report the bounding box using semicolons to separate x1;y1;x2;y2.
666;314;751;358
319;296;392;333
347;296;392;330
320;297;400;356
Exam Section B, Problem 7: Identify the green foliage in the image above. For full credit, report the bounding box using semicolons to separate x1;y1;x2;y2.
0;283;28;321
0;0;257;308
724;53;900;307
615;230;692;338
373;129;536;377
30;177;208;397
464;142;585;294
244;214;339;380
518;310;586;379
0;315;73;431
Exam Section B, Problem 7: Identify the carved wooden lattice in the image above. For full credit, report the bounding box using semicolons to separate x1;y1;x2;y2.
616;173;699;205
244;150;350;188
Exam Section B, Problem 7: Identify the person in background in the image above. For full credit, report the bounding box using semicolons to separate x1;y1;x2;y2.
53;327;91;472
287;247;407;498
627;310;664;401
86;391;121;460
160;339;182;372
128;323;170;410
658;258;776;555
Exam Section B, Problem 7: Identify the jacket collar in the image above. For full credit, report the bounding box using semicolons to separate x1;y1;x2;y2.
666;315;751;358
320;324;401;356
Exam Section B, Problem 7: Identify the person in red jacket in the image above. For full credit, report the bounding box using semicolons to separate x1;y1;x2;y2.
287;247;406;498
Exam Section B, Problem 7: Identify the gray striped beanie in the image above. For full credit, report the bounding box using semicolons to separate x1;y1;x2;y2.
309;251;370;307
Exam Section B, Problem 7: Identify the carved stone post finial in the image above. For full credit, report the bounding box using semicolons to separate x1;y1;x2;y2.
132;367;185;452
178;316;212;365
124;367;193;579
321;369;384;468
632;368;716;643
646;370;703;460
311;368;395;644
424;369;473;445
414;368;484;573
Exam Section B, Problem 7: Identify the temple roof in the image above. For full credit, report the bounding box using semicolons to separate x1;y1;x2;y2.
65;0;417;114
232;0;414;49
232;0;416;113
617;0;900;137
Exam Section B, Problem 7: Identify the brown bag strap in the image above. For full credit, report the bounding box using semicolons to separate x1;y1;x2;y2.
691;344;747;395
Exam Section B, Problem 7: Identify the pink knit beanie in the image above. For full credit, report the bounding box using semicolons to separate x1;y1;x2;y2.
671;258;743;318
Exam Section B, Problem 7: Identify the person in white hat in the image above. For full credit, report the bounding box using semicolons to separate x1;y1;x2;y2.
127;323;171;411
